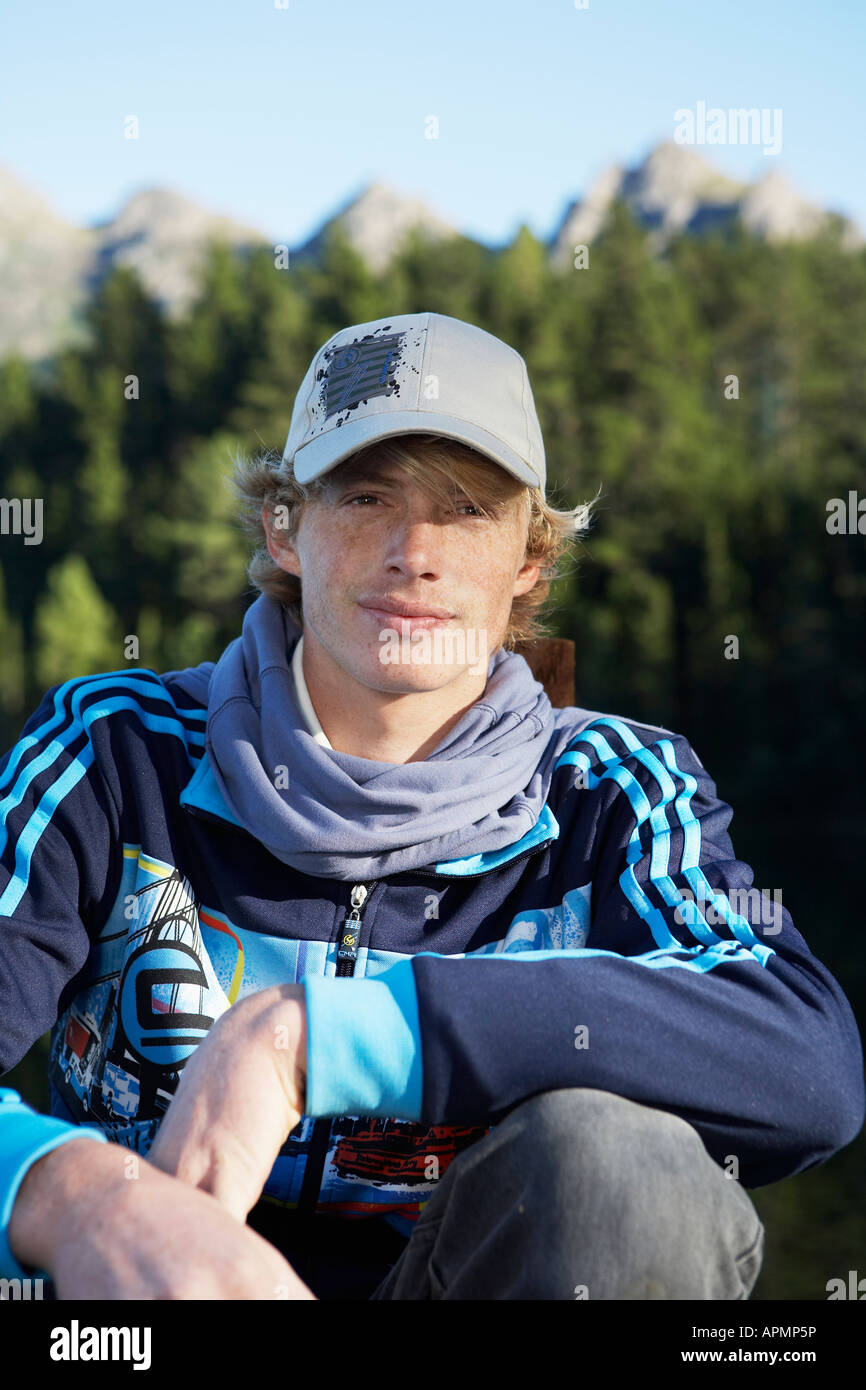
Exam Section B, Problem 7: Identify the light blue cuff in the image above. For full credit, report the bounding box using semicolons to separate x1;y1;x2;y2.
301;959;423;1120
0;1087;108;1279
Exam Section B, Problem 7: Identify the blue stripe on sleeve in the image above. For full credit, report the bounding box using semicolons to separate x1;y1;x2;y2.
0;682;206;916
1;673;203;797
555;718;775;963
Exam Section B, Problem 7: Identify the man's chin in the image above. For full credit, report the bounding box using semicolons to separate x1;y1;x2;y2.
372;625;492;683
360;661;489;695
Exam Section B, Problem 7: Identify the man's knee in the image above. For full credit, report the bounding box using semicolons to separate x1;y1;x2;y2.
386;1089;763;1298
433;1086;715;1245
428;1088;763;1298
494;1086;705;1185
478;1087;763;1298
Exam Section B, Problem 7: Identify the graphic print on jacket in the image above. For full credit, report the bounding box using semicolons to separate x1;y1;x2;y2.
47;842;489;1229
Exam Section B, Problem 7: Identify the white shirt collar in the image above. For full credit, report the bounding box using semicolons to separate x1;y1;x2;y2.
291;635;333;748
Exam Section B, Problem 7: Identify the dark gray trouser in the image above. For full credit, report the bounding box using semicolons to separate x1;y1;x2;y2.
367;1087;765;1300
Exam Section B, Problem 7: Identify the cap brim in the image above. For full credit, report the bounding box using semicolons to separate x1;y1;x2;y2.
287;409;542;489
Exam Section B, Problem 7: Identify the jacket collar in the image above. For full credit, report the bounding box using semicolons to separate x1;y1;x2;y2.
180;750;245;830
430;803;559;876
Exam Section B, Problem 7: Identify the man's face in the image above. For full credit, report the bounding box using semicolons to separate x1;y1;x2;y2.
263;452;540;695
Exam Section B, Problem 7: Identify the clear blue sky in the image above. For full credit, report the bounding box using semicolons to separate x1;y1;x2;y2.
1;0;863;244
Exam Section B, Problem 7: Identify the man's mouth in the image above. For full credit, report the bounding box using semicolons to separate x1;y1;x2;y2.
357;598;456;630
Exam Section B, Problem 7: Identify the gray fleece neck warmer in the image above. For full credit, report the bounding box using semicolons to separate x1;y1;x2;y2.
171;594;582;880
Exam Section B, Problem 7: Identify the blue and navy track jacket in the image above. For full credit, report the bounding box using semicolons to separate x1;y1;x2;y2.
0;667;863;1248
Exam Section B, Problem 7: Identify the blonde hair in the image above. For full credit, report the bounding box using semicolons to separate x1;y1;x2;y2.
232;432;594;649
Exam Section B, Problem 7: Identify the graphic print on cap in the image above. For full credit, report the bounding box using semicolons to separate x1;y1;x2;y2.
321;330;406;420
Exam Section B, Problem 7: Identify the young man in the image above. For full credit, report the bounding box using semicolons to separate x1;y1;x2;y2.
1;312;863;1301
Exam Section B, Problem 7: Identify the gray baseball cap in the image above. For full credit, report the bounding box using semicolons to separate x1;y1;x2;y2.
281;311;546;492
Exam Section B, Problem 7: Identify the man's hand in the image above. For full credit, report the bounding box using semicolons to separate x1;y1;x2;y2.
148;983;308;1221
8;1139;316;1299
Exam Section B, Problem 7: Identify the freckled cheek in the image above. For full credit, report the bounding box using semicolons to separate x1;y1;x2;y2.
448;535;522;591
300;521;369;581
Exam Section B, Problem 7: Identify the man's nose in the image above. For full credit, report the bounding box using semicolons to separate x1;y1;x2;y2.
382;516;446;577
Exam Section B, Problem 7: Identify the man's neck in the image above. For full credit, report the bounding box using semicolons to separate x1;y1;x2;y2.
299;628;489;763
291;637;333;749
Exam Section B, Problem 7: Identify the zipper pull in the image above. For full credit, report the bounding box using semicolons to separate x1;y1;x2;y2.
336;884;369;974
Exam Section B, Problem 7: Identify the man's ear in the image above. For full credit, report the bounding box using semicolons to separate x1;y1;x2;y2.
261;505;301;577
513;561;541;597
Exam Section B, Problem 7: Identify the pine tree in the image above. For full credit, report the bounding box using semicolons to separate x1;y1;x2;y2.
33;554;121;688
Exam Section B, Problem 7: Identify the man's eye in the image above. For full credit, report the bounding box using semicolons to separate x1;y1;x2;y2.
347;494;380;505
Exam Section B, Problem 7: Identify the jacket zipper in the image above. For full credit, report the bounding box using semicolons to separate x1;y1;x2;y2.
295;882;375;1216
335;882;371;977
